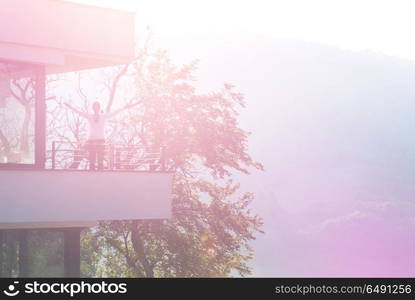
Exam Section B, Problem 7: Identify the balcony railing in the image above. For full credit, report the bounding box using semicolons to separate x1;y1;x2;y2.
48;141;165;171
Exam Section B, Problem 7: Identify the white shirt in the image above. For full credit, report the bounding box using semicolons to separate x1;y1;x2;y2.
87;114;107;140
72;107;124;141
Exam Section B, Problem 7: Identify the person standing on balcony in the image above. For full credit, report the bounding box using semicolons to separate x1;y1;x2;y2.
64;101;137;170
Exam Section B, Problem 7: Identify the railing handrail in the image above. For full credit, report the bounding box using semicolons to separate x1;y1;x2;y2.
48;140;164;171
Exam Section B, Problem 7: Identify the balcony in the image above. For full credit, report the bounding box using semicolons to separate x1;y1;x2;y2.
0;142;173;229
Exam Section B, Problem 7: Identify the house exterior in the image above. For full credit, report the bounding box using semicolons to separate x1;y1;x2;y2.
0;0;172;277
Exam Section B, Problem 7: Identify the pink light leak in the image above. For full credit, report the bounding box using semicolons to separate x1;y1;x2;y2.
221;38;415;277
250;92;415;277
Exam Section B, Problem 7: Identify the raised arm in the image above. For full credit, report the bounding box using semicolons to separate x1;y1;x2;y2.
64;103;89;119
105;102;140;118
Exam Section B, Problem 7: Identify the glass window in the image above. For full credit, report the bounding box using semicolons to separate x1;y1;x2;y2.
0;230;64;277
0;61;43;166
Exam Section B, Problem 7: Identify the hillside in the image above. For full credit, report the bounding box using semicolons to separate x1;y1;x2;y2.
161;34;415;276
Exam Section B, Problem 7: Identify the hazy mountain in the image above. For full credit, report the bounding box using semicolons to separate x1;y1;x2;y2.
160;34;415;276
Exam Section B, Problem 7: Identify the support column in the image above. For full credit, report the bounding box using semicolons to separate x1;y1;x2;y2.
63;228;81;278
18;230;29;277
0;230;3;277
35;66;46;169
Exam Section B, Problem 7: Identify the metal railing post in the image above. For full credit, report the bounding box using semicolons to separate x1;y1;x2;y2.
109;144;114;170
51;141;56;170
161;146;166;171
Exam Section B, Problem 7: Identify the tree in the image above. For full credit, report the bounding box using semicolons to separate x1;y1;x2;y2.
0;66;56;164
53;49;263;277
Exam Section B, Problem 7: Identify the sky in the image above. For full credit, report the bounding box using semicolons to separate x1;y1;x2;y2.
68;0;415;61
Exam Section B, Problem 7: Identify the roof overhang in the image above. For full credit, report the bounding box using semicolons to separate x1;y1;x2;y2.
0;0;135;73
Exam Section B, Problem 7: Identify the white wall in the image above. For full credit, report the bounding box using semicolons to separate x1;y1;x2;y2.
0;170;172;228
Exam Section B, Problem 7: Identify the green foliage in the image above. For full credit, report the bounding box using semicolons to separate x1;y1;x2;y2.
80;229;103;277
27;231;64;277
0;230;64;278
